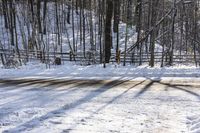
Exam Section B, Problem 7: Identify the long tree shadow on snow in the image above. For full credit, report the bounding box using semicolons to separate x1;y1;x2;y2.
61;80;146;133
154;80;200;100
0;79;107;121
62;79;200;133
0;79;82;91
133;78;200;100
2;79;128;133
133;80;157;98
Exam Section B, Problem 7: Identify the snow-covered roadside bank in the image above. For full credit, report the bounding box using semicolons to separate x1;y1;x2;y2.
0;61;200;81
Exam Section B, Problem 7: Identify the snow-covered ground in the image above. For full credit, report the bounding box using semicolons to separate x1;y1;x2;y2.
0;78;200;133
1;62;200;133
0;61;200;80
1;3;200;132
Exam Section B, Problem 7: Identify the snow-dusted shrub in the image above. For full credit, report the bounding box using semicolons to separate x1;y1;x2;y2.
4;57;21;69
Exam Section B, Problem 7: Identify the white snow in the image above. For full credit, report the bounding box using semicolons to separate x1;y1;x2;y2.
0;62;200;133
0;77;200;133
0;61;200;81
1;3;200;132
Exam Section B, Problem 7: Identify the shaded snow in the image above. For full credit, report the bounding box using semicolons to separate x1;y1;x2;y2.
0;79;200;133
0;62;200;132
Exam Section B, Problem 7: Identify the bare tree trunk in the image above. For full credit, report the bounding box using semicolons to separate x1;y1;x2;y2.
169;0;176;66
104;0;113;63
149;0;159;67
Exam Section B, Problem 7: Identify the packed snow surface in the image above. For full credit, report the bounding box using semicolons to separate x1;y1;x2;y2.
0;78;200;133
0;62;200;133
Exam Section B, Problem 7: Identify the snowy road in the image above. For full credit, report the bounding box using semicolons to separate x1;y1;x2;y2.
0;78;200;133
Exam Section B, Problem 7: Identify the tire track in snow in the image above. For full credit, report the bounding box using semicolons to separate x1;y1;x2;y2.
187;115;200;133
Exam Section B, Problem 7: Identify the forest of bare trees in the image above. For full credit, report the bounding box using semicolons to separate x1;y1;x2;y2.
0;0;200;68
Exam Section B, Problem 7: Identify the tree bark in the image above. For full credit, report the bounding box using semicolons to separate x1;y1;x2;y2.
104;0;113;63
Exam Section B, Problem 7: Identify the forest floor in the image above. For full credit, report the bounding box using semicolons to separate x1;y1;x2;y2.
0;78;200;133
1;62;200;133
